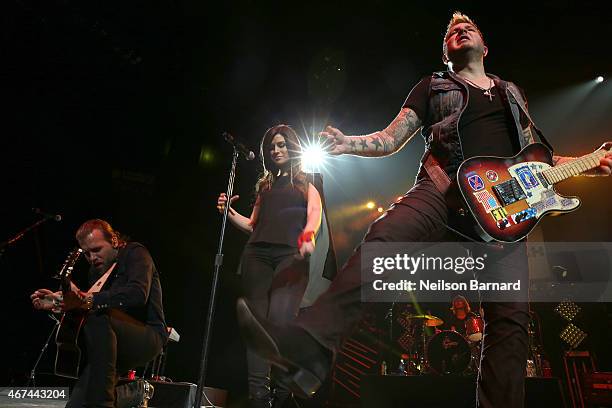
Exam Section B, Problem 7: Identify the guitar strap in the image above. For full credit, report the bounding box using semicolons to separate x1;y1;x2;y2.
504;85;555;153
86;262;117;295
424;153;452;194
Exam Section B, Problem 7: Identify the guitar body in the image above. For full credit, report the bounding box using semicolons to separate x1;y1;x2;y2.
52;248;85;379
55;311;86;379
456;143;581;242
53;253;116;379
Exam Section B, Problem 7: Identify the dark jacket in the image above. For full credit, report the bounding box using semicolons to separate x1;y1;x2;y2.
91;242;168;340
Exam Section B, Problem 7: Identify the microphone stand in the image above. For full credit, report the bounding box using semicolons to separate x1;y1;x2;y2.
28;313;61;387
0;216;53;260
194;148;240;408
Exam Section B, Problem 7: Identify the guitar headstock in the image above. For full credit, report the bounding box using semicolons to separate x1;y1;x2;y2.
55;248;84;281
599;141;612;152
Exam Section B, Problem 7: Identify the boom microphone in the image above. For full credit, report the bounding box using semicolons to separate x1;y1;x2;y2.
223;132;256;160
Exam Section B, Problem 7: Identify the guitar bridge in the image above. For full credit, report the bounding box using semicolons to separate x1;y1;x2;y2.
492;178;527;206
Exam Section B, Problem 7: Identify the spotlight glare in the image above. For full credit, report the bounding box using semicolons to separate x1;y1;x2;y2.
595;76;604;83
366;201;376;209
301;140;328;173
377;207;384;213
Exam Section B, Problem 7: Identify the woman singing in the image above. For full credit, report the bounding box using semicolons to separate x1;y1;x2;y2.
217;124;329;408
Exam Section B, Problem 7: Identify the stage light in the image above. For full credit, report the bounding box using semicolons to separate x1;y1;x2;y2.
554;301;581;321
560;323;587;349
366;201;376;209
377;207;384;213
199;146;215;164
301;140;328;173
595;76;604;83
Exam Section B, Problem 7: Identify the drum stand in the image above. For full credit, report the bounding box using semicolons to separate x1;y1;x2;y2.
418;324;428;373
28;313;61;387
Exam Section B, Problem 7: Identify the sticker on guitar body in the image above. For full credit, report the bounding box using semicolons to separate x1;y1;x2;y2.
515;166;539;189
485;170;499;182
510;208;537;224
491;207;514;230
473;189;500;213
466;172;485;192
530;190;579;216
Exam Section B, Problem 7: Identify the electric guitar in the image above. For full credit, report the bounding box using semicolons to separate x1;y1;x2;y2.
455;142;611;242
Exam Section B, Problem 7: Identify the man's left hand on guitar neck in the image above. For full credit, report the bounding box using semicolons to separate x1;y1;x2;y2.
553;142;612;176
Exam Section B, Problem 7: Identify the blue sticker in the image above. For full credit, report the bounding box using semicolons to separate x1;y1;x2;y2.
510;207;537;224
467;172;485;191
516;166;539;189
561;198;575;207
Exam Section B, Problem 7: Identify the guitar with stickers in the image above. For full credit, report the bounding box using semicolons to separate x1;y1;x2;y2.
454;142;611;242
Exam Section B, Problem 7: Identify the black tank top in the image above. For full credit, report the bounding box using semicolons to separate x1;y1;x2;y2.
248;175;307;247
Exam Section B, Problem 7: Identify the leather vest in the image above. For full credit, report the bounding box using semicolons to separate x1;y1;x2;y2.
417;71;548;185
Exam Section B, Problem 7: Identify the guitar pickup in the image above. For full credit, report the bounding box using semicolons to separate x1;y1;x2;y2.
536;172;549;188
492;178;527;206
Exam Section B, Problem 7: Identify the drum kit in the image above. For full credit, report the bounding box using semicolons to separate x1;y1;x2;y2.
393;310;484;376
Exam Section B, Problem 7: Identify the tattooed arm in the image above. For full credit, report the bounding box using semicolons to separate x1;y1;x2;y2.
321;108;423;157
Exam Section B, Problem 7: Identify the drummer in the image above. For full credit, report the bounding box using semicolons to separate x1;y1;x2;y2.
447;295;482;341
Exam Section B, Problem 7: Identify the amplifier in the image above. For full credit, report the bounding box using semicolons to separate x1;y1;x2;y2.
582;372;612;406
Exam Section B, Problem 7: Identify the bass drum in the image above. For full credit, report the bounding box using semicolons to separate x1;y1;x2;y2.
426;330;471;375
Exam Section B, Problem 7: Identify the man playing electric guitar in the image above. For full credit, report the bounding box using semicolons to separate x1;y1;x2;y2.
31;219;168;408
236;12;612;408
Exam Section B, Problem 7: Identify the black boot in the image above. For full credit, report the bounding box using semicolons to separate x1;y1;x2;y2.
236;298;332;399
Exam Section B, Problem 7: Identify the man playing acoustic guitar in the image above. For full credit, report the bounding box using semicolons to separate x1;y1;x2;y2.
31;219;168;408
236;12;612;408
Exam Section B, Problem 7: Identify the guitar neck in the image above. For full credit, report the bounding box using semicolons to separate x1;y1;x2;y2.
543;149;607;184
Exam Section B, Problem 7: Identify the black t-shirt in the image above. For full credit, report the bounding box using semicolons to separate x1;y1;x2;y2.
248;175;308;247
403;76;521;159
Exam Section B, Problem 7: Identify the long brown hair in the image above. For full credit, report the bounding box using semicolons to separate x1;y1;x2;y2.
255;124;308;198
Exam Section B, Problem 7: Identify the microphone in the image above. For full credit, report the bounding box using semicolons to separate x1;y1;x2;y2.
223;132;256;160
33;208;62;222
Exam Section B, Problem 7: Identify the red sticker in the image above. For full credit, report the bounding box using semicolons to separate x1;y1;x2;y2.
485;170;498;182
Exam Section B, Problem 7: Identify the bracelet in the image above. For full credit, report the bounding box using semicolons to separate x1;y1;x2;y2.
82;293;93;310
297;231;315;248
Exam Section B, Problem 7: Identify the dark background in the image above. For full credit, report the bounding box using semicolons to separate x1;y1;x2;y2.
2;0;612;405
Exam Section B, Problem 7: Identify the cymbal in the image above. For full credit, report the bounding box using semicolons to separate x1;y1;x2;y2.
404;314;444;326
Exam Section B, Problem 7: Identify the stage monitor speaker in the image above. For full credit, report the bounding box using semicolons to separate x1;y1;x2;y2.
118;380;227;408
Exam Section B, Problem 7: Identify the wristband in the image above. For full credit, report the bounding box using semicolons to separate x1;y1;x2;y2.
297;231;315;248
85;295;94;310
79;291;93;310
